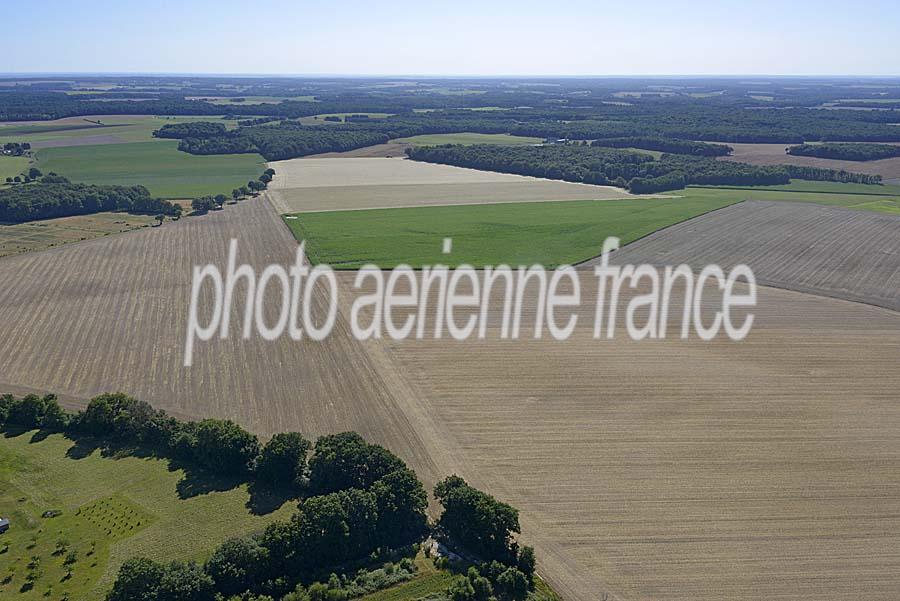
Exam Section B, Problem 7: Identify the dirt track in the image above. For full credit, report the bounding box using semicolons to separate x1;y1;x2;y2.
1;196;899;600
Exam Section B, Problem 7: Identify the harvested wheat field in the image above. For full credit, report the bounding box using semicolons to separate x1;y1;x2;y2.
0;198;442;485
722;142;900;183
1;196;900;601
380;276;900;601
267;156;632;212
584;199;900;311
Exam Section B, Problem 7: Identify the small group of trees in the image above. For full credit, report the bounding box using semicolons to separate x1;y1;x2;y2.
192;169;274;214
435;476;536;601
4;166;44;186
2;141;31;156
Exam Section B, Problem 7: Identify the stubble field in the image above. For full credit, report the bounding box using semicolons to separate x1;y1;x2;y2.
588;199;900;312
1;191;899;600
721;142;900;184
267;157;632;212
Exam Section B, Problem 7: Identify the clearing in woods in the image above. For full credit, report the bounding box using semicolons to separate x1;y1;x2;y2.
721;142;900;184
392;132;543;146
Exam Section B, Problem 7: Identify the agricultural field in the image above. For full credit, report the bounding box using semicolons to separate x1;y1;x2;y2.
267;157;632;212
0;156;30;181
0;115;243;149
186;95;318;105
0;212;156;258
34;140;265;198
588;199;900;311
0;198;440;476
380;278;900;601
392;132;543;146
286;196;739;268
297;113;393;125
0;430;294;600
681;184;900;214
0;191;898;600
722;142;900;184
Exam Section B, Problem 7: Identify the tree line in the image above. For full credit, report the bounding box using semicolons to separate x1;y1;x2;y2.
1;392;538;601
0;180;180;222
786;142;900;161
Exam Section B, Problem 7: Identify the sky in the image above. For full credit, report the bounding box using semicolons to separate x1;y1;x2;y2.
4;0;900;76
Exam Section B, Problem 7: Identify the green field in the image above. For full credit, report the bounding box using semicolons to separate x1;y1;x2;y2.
394;133;543;146
684;184;900;214
286;196;740;268
35;140;265;198
0;431;293;601
693;180;900;196
0;156;30;182
0;116;242;147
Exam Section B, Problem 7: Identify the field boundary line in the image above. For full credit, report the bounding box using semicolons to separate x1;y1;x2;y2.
574;199;747;267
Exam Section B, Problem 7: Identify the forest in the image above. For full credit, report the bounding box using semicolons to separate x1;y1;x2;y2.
786;142;900;161
404;144;885;193
0;180;179;222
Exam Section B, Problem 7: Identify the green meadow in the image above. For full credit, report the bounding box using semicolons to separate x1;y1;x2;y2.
0;431;293;601
35;140;265;198
286;195;740;268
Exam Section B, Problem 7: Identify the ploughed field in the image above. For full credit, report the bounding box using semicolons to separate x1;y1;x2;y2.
587;199;900;312
267;157;632;212
1;190;899;600
722;142;900;184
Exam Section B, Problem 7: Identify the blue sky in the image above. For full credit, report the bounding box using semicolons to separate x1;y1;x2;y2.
5;0;900;75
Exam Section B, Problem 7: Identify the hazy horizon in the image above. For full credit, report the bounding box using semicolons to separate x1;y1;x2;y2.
7;0;900;76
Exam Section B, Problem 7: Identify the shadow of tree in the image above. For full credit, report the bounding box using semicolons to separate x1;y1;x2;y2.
1;425;31;439
246;481;297;516
65;438;101;460
176;468;244;500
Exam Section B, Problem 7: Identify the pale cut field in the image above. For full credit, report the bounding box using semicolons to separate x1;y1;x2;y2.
722;142;900;183
0;198;442;484
1;196;899;601
585;200;900;312
378;273;900;601
267;157;632;212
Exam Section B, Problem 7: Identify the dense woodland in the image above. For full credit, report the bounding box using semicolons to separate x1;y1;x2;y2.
0;180;179;222
405;144;881;193
786;142;900;161
1;393;537;601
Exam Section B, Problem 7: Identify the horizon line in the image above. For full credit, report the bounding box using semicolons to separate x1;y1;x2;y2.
3;72;900;80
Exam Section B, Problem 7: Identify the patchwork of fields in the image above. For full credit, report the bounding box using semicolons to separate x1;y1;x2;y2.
3;110;900;601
